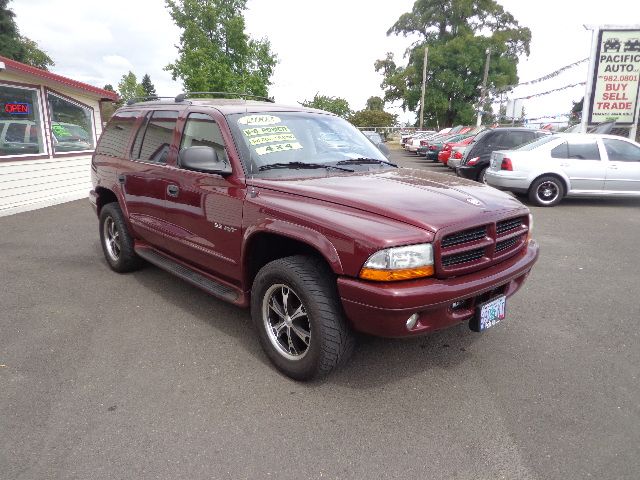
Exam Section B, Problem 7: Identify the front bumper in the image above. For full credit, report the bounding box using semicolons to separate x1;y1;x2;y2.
338;240;539;337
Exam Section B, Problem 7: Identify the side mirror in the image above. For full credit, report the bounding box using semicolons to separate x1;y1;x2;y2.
179;146;232;176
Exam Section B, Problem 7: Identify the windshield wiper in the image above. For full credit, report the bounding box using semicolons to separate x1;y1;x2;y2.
258;161;354;172
336;157;398;167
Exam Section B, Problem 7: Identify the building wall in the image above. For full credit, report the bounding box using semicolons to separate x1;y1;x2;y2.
0;70;106;217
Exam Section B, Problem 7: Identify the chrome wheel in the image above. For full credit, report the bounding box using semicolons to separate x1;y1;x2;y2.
103;216;121;262
536;181;560;204
262;284;311;360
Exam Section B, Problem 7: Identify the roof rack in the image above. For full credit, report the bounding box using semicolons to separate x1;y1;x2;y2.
125;96;175;106
174;91;275;103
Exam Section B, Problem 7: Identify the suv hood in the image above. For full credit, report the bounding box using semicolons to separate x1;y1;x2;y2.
249;169;526;232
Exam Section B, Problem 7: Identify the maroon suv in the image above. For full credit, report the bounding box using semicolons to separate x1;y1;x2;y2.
90;96;539;380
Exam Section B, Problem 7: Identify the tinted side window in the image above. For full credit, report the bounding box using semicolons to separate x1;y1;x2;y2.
567;139;600;160
603;138;640;162
506;131;535;148
130;112;151;159
180;113;228;163
551;142;569;159
137;110;179;164
6;123;27;142
96;111;140;157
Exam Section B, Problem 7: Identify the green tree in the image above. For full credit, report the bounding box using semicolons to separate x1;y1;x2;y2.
0;0;54;70
165;0;277;97
349;109;397;129
117;71;145;102
140;74;157;99
570;97;583;124
301;93;352;118
366;96;385;111
377;0;530;127
103;84;115;92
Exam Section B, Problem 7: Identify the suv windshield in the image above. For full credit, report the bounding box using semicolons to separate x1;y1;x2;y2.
227;111;388;175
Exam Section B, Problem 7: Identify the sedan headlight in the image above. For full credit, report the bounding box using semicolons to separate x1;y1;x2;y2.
360;243;434;281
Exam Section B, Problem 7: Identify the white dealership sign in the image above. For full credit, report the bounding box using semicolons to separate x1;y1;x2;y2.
588;29;640;126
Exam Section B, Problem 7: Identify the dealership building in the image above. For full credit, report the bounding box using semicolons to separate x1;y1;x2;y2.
0;56;118;216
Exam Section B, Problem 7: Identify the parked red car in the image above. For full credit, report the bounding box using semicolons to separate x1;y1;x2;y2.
438;135;475;165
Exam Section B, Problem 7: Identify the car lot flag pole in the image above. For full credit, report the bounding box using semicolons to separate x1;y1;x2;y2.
477;48;491;127
581;25;599;134
419;46;428;129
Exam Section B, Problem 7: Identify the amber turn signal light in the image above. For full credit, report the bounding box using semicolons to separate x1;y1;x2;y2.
359;265;434;281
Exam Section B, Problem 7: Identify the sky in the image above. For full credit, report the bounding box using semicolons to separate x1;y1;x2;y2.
10;0;639;125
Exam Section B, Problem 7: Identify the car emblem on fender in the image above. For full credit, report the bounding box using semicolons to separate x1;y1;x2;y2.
465;197;482;206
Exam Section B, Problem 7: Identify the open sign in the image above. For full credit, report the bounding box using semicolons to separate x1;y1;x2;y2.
4;103;30;114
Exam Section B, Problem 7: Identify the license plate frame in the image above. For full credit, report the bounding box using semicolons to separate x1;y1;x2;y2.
469;295;506;332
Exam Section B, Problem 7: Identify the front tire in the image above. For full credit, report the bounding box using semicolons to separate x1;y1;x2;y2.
528;175;564;207
99;202;143;272
251;255;354;380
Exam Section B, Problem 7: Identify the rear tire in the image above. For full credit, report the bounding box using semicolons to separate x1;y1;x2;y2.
528;175;564;207
251;255;354;380
99;202;143;272
478;167;488;184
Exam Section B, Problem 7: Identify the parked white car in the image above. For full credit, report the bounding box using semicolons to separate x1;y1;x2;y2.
405;131;436;152
485;133;640;206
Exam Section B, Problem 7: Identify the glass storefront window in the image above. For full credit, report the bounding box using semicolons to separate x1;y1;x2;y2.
47;92;95;153
0;84;46;157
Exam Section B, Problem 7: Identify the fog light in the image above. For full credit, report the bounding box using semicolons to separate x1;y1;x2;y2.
406;313;419;330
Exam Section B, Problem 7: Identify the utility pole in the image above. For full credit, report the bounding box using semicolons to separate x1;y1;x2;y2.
476;48;491;127
419;46;428;130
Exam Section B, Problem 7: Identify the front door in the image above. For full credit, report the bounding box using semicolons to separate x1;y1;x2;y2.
162;112;245;285
602;138;640;193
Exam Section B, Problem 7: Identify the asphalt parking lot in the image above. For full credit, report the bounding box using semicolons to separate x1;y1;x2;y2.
1;148;639;480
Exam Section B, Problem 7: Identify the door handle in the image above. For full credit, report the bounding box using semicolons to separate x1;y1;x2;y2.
559;163;569;167
167;184;179;197
608;165;618;170
117;174;125;183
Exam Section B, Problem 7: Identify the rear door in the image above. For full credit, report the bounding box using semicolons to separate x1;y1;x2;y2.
120;110;180;247
550;137;605;192
602;138;640;193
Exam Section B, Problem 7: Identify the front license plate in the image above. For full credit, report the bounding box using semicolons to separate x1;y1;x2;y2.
470;295;506;332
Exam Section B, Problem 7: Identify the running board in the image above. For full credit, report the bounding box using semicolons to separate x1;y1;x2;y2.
135;247;239;302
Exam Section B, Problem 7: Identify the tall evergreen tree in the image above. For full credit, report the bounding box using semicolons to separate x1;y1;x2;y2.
140;74;157;99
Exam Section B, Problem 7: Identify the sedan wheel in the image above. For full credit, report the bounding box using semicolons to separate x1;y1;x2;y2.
528;175;564;207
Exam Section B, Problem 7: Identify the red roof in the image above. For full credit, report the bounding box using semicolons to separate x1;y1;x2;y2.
0;55;119;101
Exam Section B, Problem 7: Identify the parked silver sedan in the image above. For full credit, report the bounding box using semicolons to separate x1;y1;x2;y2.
485;133;640;206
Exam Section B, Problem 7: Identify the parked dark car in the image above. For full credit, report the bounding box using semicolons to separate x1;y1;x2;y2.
90;95;539;380
456;128;550;183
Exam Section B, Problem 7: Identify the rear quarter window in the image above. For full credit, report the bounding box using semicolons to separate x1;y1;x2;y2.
95;111;140;157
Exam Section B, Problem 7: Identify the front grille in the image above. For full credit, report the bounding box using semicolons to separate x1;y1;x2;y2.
496;235;521;253
497;217;525;234
441;226;487;248
437;215;529;277
441;248;485;267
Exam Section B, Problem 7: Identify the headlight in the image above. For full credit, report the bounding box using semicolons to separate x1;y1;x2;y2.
527;213;533;242
359;243;434;281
